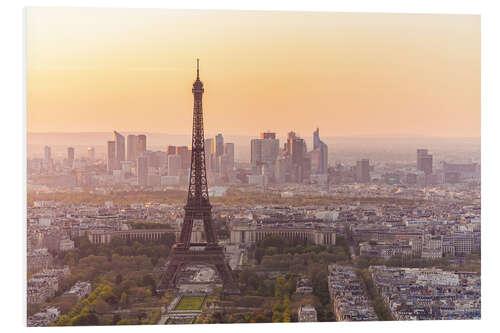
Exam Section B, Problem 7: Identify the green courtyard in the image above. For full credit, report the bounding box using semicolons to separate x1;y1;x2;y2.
174;296;206;311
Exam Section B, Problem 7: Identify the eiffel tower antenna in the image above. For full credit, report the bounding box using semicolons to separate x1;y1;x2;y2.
196;58;199;79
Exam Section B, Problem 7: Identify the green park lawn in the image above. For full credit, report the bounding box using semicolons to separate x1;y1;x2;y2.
174;296;206;311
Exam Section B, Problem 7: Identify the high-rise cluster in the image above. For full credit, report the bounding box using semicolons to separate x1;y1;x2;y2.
250;132;280;179
105;130;235;186
249;128;329;185
107;131;146;182
107;132;149;173
205;134;235;176
107;131;125;173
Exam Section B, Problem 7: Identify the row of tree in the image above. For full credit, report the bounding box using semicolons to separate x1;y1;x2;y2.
357;269;394;321
59;235;175;268
355;254;480;273
251;234;350;265
129;222;173;230
54;282;115;326
42;233;174;325
52;273;161;326
28;189;187;206
29;186;426;209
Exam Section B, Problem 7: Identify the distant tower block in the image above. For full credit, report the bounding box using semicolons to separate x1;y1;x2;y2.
157;59;239;295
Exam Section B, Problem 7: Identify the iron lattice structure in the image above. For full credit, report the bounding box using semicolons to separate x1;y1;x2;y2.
157;60;239;294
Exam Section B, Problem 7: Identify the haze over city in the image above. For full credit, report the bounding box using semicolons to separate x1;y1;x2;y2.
27;8;480;137
25;8;481;327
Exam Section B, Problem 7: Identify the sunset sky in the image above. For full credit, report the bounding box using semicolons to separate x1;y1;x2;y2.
26;8;480;137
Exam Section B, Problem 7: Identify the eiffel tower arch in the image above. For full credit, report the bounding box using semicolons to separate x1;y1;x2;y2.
157;60;239;295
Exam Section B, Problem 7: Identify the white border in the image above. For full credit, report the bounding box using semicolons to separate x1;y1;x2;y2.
2;1;499;333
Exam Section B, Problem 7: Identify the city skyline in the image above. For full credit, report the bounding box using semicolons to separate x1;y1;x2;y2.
27;8;480;137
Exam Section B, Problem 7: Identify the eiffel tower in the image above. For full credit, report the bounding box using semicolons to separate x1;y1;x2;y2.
157;59;239;294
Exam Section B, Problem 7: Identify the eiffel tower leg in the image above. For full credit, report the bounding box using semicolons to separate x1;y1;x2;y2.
180;212;194;246
215;263;240;295
157;261;183;293
203;211;217;244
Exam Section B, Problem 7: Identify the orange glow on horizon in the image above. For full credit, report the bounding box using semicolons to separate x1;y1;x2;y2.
26;8;480;137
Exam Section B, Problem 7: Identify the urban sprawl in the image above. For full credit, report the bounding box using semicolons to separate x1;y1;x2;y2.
27;129;480;326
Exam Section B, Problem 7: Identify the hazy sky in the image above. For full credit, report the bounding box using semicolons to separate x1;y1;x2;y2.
27;8;480;137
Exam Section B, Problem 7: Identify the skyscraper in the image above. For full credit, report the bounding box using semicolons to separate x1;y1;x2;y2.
260;132;276;139
285;131;296;154
137;156;148;186
417;149;433;175
107;140;116;174
311;128;328;174
67;147;75;168
290;136;306;165
43;146;52;171
250;133;279;167
283;131;310;183
154;151;168;169
166;145;176;155
275;154;291;183
204;134;232;174
205;138;214;171
175;146;190;170
210;134;223;172
143;150;158;168
137;134;147;156
87;147;95;161
313;128;321;150
44;146;51;161
167;154;182;176
421;155;433;175
224;142;235;171
292;137;309;183
356;159;370;183
127;134;137;161
114;131;125;163
250;139;262;167
214;133;224;157
417;149;428;171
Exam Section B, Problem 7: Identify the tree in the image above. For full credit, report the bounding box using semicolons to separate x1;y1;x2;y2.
283;294;291;309
100;284;117;304
120;292;128;305
112;314;121;325
137;312;147;321
324;309;335;322
151;256;159;266
63;252;78;266
70;312;99;326
274;275;287;298
272;310;282;322
141;274;156;290
54;314;71;326
131;286;147;301
51;296;77;314
283;309;291;322
307;263;330;306
254;314;270;323
117;318;138;325
358;269;393;321
94;298;110;314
